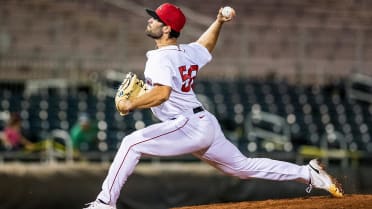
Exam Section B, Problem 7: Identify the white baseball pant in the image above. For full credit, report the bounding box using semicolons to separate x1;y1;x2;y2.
97;110;310;205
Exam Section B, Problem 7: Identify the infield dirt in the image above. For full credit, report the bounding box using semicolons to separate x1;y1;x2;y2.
172;194;372;209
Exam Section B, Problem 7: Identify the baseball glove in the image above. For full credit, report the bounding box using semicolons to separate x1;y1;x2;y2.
115;72;147;115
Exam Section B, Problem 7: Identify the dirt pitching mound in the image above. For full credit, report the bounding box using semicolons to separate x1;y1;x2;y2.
172;194;372;209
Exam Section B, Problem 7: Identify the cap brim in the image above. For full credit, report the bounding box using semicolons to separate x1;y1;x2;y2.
146;8;160;20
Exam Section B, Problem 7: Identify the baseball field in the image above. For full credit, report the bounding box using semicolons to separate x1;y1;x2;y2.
173;194;372;209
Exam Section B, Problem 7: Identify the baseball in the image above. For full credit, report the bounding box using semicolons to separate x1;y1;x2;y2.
221;6;234;18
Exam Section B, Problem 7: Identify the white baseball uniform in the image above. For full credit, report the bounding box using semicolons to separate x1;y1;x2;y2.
96;43;310;205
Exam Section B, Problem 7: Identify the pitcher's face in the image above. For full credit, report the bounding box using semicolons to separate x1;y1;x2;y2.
145;17;165;39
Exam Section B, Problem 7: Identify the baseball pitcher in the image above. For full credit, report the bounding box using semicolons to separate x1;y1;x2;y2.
84;3;343;209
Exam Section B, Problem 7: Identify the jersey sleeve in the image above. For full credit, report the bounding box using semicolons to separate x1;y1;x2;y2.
188;42;212;68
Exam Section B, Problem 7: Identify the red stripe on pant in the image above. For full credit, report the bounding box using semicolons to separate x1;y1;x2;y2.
108;119;189;202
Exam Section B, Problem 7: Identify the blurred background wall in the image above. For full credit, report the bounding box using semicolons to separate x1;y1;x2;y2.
1;0;371;82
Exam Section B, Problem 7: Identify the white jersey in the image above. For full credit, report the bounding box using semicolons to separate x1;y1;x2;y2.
144;42;212;121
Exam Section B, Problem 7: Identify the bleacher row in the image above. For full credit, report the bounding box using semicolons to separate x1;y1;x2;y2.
196;79;372;153
1;79;372;157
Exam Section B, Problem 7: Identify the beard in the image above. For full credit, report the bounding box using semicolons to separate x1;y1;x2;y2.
145;26;163;39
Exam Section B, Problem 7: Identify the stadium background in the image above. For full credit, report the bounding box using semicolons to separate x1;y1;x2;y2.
0;0;372;209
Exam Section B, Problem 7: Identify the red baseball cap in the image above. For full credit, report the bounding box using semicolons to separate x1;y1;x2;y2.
146;3;186;33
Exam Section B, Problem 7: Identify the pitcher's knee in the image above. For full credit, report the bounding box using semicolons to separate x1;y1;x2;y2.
120;132;150;155
118;134;138;151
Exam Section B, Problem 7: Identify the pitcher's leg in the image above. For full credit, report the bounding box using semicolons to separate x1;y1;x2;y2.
97;116;212;205
97;134;141;205
194;137;310;183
